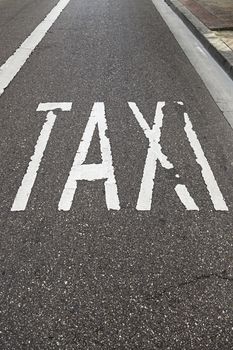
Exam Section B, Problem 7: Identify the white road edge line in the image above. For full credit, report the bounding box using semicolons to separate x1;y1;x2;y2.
0;0;71;96
152;0;233;128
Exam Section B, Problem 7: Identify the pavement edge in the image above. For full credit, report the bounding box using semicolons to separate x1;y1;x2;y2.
164;0;233;80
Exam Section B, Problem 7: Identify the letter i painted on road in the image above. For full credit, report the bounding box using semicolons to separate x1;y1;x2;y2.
11;103;72;211
58;102;120;211
183;108;228;211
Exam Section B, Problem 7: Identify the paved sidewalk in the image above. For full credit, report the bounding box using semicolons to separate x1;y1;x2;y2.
165;0;233;78
179;0;233;30
215;30;233;51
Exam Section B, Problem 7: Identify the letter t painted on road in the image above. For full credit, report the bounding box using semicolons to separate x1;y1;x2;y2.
11;102;72;211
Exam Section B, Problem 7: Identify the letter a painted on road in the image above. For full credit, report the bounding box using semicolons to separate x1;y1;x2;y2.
59;103;120;211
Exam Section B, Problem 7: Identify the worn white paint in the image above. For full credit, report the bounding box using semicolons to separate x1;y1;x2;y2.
0;0;71;96
37;102;72;112
58;102;120;211
11;99;228;212
175;184;199;211
11;112;56;211
11;102;72;211
184;113;228;211
128;102;198;211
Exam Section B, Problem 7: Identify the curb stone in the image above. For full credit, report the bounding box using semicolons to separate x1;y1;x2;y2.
164;0;233;81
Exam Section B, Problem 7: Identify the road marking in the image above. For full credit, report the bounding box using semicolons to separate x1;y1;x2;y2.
11;101;227;212
11;102;72;211
184;113;228;211
128;102;198;211
0;0;71;96
175;184;199;211
58;102;120;211
36;102;72;111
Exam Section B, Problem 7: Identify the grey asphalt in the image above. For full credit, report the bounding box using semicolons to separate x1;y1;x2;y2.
0;0;233;349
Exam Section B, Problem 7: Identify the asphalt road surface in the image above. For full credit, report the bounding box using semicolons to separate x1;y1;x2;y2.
0;0;233;349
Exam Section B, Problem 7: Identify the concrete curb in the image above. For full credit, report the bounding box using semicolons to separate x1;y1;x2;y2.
164;0;233;80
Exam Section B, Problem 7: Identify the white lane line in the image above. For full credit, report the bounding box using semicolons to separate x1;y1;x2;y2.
0;0;71;96
184;113;228;211
11;102;72;211
58;102;120;211
152;0;233;128
175;184;199;211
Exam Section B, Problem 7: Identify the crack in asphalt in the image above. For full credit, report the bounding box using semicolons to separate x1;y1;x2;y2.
153;270;233;301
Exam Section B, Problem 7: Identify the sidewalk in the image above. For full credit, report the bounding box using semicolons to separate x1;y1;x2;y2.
164;0;233;79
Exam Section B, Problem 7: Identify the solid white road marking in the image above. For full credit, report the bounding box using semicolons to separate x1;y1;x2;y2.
184;113;228;211
0;0;71;96
58;102;120;211
128;102;198;211
11;102;72;211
